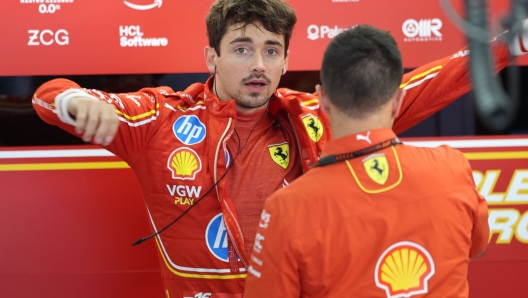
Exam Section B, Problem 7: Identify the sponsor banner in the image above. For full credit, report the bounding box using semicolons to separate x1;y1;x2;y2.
1;0;525;76
404;136;528;263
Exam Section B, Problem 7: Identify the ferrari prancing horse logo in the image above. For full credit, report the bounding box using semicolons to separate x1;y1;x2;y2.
363;154;389;185
302;114;324;142
268;142;290;169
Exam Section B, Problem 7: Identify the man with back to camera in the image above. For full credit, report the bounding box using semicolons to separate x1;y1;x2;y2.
32;0;520;296
244;25;489;298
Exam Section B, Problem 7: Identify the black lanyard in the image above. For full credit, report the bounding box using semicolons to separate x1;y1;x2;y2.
316;138;402;167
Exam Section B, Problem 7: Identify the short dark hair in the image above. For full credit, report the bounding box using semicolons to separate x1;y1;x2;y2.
320;25;403;118
206;0;296;56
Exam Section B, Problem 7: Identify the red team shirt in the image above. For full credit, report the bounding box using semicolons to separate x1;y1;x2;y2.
244;129;490;298
226;109;302;255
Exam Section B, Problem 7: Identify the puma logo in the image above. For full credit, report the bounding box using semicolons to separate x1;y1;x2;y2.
357;131;371;144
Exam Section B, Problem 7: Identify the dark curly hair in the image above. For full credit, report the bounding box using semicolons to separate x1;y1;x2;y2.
206;0;297;56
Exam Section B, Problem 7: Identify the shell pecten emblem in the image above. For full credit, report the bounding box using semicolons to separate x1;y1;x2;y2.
167;148;202;180
375;241;435;298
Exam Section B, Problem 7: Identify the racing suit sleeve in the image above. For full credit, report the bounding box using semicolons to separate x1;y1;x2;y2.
244;196;301;298
32;78;167;164
393;42;511;134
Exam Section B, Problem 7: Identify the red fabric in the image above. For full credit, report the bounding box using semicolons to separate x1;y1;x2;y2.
226;108;302;256
245;128;489;298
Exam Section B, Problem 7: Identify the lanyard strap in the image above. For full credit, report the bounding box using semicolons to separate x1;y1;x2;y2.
316;138;402;167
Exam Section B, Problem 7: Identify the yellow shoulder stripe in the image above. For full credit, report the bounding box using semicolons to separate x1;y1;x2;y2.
400;65;442;89
300;99;320;106
115;103;159;121
0;161;129;171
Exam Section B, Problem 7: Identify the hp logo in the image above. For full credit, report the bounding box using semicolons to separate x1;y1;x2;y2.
205;213;229;262
173;115;206;145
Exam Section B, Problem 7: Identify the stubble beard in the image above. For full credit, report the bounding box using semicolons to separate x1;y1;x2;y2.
234;89;272;110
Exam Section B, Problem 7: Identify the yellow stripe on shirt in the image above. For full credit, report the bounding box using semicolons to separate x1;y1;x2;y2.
400;66;443;89
115;103;160;121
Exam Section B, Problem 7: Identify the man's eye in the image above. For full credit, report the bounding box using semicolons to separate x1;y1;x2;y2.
236;48;247;54
267;49;277;55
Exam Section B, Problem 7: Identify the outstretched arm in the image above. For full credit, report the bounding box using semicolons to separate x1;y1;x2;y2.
33;78;169;163
393;35;525;134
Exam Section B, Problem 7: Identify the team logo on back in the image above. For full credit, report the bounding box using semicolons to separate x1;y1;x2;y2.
302;114;323;142
167;148;202;180
205;213;229;262
363;154;389;185
268;142;289;169
375;241;435;298
173;115;206;145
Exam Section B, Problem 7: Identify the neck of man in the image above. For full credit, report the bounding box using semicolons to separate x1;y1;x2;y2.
329;104;394;140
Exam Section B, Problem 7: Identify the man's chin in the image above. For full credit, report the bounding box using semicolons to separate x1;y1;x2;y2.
234;93;271;109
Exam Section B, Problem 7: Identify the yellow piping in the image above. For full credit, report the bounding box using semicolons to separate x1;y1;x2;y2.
346;146;402;194
400;66;442;89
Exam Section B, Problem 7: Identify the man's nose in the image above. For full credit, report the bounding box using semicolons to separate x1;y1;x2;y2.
251;52;266;73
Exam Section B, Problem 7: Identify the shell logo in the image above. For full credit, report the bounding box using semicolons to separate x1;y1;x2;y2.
167;148;202;180
375;241;435;298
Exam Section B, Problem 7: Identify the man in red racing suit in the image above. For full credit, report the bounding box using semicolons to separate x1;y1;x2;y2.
31;0;524;297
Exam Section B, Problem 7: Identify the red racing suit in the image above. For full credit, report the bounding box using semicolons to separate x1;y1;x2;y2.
32;44;510;297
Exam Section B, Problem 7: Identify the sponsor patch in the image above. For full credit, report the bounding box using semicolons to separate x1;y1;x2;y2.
183;292;243;298
302;114;324;142
268;142;290;169
167;148;202;180
363;154;389;185
166;184;202;206
259;209;271;229
402;19;443;42
120;25;168;47
205;213;229;262
375;241;435;298
173;115;206;145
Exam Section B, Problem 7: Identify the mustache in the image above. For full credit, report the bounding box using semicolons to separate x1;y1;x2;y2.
241;74;271;84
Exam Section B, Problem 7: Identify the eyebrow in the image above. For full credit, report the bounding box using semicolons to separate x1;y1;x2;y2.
229;37;284;48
